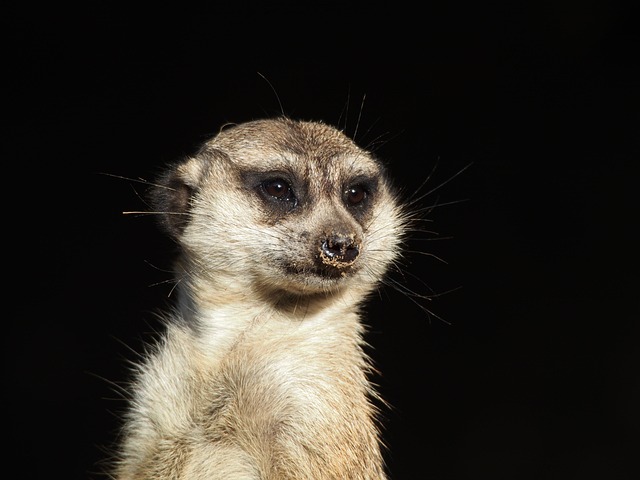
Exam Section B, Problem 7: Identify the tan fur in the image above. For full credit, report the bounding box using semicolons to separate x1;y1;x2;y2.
114;117;406;479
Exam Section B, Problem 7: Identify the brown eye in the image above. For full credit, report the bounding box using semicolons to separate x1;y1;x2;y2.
345;185;367;205
262;178;294;201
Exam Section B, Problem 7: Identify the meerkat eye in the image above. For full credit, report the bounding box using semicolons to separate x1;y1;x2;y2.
261;178;295;202
344;184;367;206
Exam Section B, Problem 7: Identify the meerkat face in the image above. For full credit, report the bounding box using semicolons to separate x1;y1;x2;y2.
152;117;404;297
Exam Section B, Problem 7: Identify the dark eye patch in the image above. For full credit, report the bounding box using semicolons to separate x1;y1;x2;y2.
242;170;300;214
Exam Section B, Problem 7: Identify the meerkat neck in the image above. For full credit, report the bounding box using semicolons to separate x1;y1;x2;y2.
172;273;369;364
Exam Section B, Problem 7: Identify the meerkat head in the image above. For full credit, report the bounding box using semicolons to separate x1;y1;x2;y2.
151;117;405;301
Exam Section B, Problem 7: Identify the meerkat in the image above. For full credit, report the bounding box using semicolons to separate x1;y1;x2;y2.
114;116;407;479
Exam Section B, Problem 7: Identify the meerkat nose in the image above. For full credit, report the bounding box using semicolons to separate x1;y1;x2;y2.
320;234;360;265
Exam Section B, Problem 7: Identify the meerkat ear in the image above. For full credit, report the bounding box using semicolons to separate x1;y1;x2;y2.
151;155;210;238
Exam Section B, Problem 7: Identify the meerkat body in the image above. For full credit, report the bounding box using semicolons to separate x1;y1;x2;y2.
115;117;406;479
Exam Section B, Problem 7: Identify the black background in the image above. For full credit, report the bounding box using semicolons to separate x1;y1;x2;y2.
4;2;639;479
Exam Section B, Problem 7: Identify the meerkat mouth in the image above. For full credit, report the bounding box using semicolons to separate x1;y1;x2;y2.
284;263;354;280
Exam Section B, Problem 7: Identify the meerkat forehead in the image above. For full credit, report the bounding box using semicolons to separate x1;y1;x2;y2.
202;117;379;175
